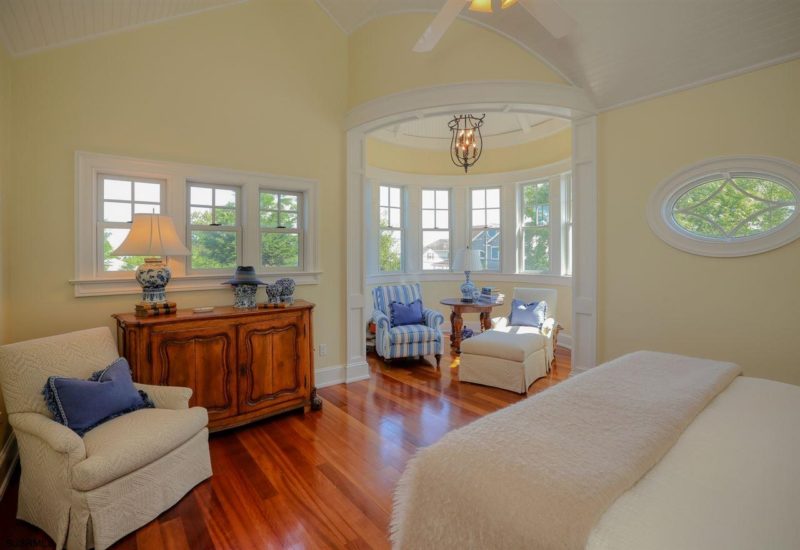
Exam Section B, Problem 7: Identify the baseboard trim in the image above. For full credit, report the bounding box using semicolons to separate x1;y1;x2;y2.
315;361;371;389
0;433;19;503
557;332;573;350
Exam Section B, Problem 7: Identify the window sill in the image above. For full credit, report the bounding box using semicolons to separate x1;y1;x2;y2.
366;272;571;287
70;271;322;298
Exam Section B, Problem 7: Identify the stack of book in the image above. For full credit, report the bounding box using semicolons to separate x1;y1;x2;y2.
477;287;505;304
135;301;177;317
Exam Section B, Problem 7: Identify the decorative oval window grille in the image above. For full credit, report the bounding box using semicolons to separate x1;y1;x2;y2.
647;157;800;257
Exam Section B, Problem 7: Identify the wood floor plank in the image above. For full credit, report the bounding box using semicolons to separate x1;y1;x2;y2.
0;344;571;549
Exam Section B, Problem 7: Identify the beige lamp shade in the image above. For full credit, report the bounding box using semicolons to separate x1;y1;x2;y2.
112;214;189;257
453;248;484;272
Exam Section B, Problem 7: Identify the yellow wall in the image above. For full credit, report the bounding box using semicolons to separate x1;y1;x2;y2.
366;127;572;175
348;13;565;108
3;0;348;358
0;44;9;448
598;58;800;384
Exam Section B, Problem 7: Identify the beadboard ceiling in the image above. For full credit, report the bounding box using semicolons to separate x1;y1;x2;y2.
371;112;570;149
317;0;800;110
0;0;245;56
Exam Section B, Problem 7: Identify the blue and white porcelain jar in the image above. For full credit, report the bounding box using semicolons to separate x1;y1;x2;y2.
232;284;258;309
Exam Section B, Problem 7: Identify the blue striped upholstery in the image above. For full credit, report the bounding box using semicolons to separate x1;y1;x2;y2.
372;284;444;363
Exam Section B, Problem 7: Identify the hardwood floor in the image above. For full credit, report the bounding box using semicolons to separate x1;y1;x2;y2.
0;344;571;550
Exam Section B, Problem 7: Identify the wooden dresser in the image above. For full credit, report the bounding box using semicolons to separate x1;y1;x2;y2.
112;301;320;431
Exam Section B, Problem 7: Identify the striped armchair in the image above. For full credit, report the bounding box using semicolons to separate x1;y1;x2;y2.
372;284;444;367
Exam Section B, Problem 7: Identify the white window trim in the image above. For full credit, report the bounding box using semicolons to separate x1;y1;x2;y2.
74;151;320;297
364;160;572;286
96;174;166;279
376;184;406;274
646;155;800;257
421;188;453;272
259;189;305;272
186;182;243;274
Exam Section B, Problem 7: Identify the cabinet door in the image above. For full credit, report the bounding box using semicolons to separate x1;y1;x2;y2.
237;311;310;414
150;325;238;421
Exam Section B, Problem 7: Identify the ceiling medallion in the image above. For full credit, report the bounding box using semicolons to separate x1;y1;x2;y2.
449;114;485;173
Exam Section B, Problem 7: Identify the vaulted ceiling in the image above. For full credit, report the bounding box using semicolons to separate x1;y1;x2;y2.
317;0;800;109
1;1;798;111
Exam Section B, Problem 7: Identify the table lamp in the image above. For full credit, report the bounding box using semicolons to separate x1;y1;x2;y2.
111;213;190;304
453;247;484;302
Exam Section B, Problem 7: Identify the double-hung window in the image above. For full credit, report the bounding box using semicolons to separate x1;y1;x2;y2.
421;189;451;270
561;173;573;276
470;187;501;271
98;175;164;273
260;190;303;269
187;183;241;271
379;185;404;272
520;180;551;272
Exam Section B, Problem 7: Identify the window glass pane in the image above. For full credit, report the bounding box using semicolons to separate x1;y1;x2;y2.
436;190;448;207
134;182;160;203
280;194;298;211
103;201;132;222
102;228;143;272
436;210;449;228
379;186;389;206
472;209;485;227
261;192;279;209
190;186;213;206
191;230;238;269
422;210;435;229
262;233;299;268
215;207;237;226
672;176;797;239
486;188;500;208
422;190;435;209
103;179;131;201
472;189;485;209
389;207;401;228
390;187;401;206
379;230;402;272
422;230;449;270
280;212;298;229
486;208;500;227
470;228;500;270
522;226;550;272
260;210;279;227
190;206;212;225
379;207;390;227
215;188;237;208
133;203;160;215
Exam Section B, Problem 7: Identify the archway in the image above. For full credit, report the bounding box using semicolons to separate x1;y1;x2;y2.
343;81;597;382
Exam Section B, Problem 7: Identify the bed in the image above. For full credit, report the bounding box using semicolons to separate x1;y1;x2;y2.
391;351;800;549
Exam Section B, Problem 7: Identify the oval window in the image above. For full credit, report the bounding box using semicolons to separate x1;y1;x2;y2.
647;157;800;257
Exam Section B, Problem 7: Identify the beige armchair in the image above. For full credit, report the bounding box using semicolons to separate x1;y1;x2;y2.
491;288;561;368
0;327;212;550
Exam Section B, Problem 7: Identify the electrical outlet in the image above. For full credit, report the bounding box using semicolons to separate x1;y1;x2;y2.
319;344;328;357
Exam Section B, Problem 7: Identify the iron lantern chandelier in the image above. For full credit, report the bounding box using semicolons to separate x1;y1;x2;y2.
449;114;485;173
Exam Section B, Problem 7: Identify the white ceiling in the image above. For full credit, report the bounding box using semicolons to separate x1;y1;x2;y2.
316;0;800;109
0;0;245;56
371;112;570;149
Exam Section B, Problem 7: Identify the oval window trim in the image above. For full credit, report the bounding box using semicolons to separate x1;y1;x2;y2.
647;156;800;257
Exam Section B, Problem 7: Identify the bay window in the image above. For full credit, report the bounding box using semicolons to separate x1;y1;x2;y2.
470;187;501;271
379;185;404;272
421;189;451;271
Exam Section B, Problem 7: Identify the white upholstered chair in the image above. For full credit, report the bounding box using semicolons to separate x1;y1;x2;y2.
491;287;561;368
0;327;212;550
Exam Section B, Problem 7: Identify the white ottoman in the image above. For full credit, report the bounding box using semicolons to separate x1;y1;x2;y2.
459;330;548;394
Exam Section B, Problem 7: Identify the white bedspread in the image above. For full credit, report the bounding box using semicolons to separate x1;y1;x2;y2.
588;376;800;549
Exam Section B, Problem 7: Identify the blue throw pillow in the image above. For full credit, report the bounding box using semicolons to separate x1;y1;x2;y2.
42;357;154;436
509;299;548;328
390;299;424;327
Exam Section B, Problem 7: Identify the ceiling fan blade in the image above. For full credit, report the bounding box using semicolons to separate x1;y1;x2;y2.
413;0;469;53
518;0;576;39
